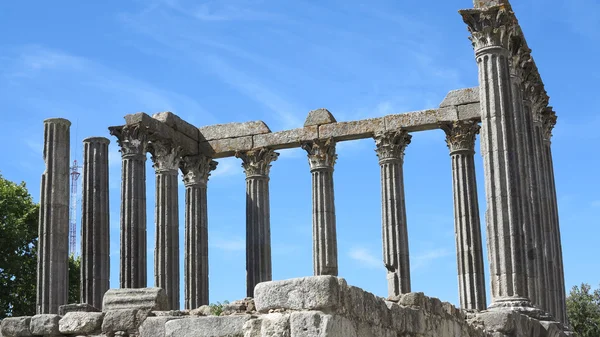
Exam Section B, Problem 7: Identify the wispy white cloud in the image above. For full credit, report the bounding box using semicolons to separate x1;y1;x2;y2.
164;0;281;22
412;248;452;270
348;247;382;269
591;200;600;208
210;236;245;251
211;158;242;179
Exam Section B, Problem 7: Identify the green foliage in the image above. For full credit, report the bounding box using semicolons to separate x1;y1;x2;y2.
69;255;81;304
0;173;39;318
209;300;229;316
566;283;600;337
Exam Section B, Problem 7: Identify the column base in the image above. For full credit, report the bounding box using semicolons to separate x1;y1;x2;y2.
489;297;555;321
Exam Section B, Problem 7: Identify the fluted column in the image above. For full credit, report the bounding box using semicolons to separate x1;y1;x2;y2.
37;118;71;314
235;148;279;297
542;108;567;323
181;155;217;309
461;6;531;308
81;137;110;309
374;130;412;297
149;141;182;310
301;138;338;276
109;125;148;288
441;121;486;311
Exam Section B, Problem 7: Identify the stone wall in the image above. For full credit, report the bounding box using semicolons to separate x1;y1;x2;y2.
0;276;567;337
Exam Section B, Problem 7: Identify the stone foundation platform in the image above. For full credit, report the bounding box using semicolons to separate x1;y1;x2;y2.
0;276;568;337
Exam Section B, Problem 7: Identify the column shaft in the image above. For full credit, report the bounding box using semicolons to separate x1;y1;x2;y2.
182;156;216;309
302;139;338;276
441;121;486;311
81;137;110;309
37;118;71;314
110;125;148;289
375;131;412;297
236;148;278;297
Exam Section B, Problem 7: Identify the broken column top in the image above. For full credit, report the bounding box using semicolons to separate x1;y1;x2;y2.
44;118;71;126
439;87;479;107
472;0;510;8
304;108;336;127
83;137;110;144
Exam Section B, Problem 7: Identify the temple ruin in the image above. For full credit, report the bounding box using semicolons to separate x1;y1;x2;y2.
1;0;573;336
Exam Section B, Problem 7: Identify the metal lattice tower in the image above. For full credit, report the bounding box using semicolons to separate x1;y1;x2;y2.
69;160;81;256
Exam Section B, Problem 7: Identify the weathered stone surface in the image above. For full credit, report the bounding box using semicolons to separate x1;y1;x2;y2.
201;136;253;158
190;305;212;316
319;117;385;141
457;103;481;120
304;108;336;127
289;312;357;337
164;315;251;337
102;309;148;335
59;303;100;316
122;112;198;154
384;109;449;132
153;111;200;141
59;312;104;335
29;314;60;336
140;316;182;337
1;317;32;337
102;288;168;311
439;87;480;107
199;121;271;141
252;127;318;150
255;276;341;313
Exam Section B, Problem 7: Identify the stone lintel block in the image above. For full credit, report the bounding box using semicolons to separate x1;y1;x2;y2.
318;117;385;141
153;111;200;141
457;103;481;120
139;316;183;337
252;126;318;150
1;317;32;337
385;108;457;132
439;87;480;107
199;121;271;141
103;288;169;311
29;314;60;336
123;112;198;155
200;136;253;159
254;276;341;313
164;315;251;337
59;303;100;315
304;108;337;127
102;309;149;335
59;312;104;335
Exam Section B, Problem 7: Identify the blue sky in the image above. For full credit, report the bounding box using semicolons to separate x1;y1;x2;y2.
0;0;598;309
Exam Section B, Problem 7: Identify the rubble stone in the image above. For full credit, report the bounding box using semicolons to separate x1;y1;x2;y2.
58;312;104;335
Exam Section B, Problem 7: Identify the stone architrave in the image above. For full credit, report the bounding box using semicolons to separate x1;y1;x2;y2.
374;130;412;297
460;6;532;308
180;155;217;309
81;137;111;310
109;125;148;289
149;140;183;310
37;118;71;314
235;148;279;297
301;138;338;276
441;121;487;311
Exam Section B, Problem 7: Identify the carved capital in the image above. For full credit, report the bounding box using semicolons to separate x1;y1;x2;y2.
440;121;480;154
180;155;217;186
460;6;517;51
235;147;279;178
509;34;533;82
529;81;549;124
374;130;411;163
301;138;337;171
541;107;557;142
148;140;183;173
109;124;149;159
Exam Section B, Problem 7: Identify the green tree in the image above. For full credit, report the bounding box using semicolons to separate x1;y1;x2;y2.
68;255;81;304
0;174;39;317
566;283;600;337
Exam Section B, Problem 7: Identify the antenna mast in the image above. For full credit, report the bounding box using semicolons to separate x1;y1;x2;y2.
69;160;81;256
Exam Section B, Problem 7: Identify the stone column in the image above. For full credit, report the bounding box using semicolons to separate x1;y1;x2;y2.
374;130;412;297
461;6;531;308
37;118;71;314
149;141;182;310
181;155;217;309
440;121;486;311
301;138;338;276
235;148;279;297
109;125;148;289
81;137;110;310
542;108;567;323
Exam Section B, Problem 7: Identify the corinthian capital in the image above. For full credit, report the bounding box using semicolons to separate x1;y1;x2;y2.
109;124;149;158
374;130;411;163
460;5;517;51
440;121;480;154
301;138;337;171
541;107;557;142
180;155;218;186
235;147;279;178
148;140;183;173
